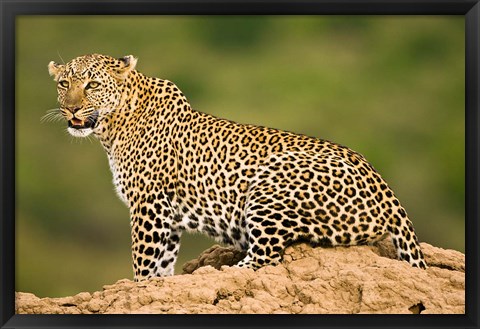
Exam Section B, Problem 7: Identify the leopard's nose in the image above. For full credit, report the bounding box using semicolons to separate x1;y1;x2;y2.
66;106;81;114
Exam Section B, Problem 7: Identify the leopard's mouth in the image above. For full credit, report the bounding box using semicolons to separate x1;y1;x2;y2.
67;112;99;130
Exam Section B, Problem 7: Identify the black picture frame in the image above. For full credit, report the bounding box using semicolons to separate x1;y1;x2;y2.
1;1;478;328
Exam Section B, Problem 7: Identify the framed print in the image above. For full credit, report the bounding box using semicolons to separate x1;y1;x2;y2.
1;1;478;328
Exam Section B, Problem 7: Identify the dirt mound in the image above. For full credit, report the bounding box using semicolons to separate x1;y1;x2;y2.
16;240;464;314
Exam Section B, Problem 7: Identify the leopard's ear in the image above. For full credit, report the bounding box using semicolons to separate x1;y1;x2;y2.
112;55;137;82
48;61;65;81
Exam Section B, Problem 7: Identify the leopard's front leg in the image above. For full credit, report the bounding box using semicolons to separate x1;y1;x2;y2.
130;199;182;281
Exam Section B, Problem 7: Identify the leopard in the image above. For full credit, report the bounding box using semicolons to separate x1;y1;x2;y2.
47;53;427;281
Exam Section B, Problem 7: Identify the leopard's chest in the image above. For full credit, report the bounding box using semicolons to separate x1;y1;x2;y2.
108;154;129;206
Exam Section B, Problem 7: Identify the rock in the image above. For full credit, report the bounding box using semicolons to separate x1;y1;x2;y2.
15;240;465;314
182;245;246;274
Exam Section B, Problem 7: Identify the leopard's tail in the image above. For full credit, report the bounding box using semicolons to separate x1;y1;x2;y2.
387;205;427;269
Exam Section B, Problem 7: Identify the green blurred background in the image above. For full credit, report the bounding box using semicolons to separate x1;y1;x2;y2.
16;16;465;297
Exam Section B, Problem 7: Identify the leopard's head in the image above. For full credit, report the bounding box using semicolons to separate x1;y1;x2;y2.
47;54;137;137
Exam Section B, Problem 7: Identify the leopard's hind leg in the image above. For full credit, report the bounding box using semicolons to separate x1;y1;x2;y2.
236;151;427;270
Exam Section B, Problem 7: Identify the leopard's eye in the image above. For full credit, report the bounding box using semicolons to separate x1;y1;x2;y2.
86;81;100;90
58;80;69;89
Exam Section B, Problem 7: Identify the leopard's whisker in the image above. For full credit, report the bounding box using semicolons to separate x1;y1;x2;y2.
41;109;65;123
